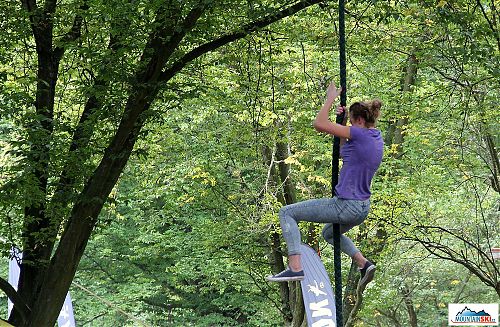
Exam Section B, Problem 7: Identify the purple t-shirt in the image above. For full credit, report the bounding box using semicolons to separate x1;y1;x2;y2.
335;126;384;200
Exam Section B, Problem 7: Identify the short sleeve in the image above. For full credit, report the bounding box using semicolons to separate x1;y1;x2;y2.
349;126;362;141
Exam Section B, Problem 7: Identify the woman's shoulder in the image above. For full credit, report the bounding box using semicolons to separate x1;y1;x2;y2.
350;126;381;137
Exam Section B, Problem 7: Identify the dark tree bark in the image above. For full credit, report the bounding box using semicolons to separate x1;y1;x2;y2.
392;54;418;155
401;284;418;327
276;141;297;205
13;1;86;324
0;277;30;322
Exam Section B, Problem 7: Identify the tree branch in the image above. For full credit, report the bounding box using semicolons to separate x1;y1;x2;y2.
43;0;57;14
54;1;88;61
62;3;88;43
411;236;495;289
159;0;324;82
0;277;31;323
48;3;130;221
416;224;498;270
20;0;36;12
137;2;207;82
72;282;151;327
476;0;500;51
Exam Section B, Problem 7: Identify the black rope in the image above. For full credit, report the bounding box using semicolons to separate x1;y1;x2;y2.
331;0;347;325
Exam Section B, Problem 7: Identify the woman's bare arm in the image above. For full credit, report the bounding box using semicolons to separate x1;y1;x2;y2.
313;82;350;139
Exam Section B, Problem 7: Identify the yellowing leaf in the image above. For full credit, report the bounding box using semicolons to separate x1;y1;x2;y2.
437;0;447;8
284;156;299;165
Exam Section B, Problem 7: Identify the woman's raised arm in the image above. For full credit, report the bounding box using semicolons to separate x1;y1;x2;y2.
313;82;350;139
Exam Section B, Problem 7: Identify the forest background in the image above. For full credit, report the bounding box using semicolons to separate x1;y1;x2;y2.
0;0;498;326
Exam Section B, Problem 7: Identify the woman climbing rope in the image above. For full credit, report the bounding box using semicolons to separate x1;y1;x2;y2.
267;82;383;290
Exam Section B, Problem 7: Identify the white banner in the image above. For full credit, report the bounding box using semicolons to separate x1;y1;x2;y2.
7;248;21;317
8;248;76;327
300;244;337;327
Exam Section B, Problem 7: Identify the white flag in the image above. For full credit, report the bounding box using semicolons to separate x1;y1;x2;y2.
7;248;76;327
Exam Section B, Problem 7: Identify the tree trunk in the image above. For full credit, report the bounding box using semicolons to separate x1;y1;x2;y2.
263;133;304;326
13;3;206;325
276;141;297;204
13;2;84;324
276;141;305;326
263;145;293;322
28;96;150;326
270;231;293;322
393;54;418;155
482;125;500;193
343;262;360;325
401;284;418;327
290;282;305;327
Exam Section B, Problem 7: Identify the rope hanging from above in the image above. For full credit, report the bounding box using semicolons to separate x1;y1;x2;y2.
331;0;347;325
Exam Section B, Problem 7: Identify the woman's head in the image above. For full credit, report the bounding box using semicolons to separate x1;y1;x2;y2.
349;99;382;128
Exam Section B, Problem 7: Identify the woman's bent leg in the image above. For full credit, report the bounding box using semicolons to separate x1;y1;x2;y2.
321;198;370;258
322;223;360;258
279;198;344;256
279;207;301;256
270;198;368;282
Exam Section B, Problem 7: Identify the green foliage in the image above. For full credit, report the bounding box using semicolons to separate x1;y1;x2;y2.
0;0;498;326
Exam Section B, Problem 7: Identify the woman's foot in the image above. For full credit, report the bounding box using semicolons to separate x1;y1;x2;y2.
266;267;304;282
358;260;376;291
